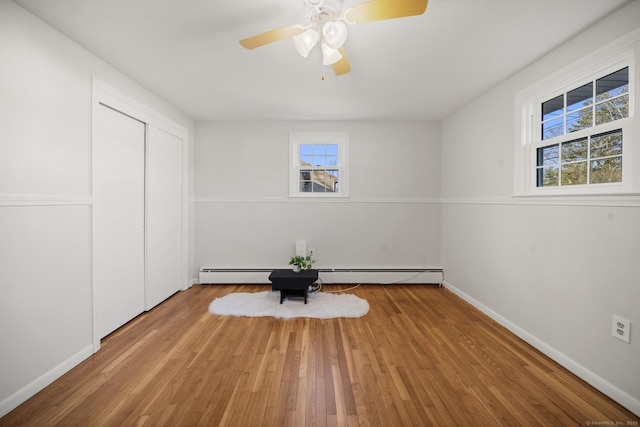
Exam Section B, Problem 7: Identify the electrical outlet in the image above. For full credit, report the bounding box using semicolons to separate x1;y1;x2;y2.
612;315;631;344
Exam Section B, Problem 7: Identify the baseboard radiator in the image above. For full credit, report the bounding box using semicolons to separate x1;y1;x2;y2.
199;268;443;285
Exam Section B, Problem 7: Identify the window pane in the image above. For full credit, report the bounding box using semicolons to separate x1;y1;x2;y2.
323;181;336;192
561;138;587;163
300;155;313;166
542;117;564;140
567;82;593;112
566;109;592;133
326;144;338;155
542;95;564;121
590;157;622;184
325;155;338;166
326;169;339;192
310;176;327;192
537;165;558;187
537;144;559;166
300;169;312;193
596;67;628;102
300;182;312;192
300;144;313;156
309;170;322;192
300;170;312;192
313;144;325;155
591;130;622;158
313;181;327;192
595;95;629;125
561;162;588;185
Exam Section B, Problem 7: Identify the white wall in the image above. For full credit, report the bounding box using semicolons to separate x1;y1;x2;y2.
0;1;194;416
195;120;441;271
441;0;640;414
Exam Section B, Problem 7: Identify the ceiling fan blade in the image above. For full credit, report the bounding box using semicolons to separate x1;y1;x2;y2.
332;48;351;76
239;25;302;49
345;0;428;24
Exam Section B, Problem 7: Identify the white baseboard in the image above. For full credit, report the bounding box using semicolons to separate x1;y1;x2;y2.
0;344;93;418
442;280;640;417
199;270;272;284
320;270;442;284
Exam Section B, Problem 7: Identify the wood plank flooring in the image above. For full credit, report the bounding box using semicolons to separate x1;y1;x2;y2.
1;284;638;426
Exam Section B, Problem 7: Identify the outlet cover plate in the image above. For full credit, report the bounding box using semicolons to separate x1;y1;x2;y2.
612;315;631;344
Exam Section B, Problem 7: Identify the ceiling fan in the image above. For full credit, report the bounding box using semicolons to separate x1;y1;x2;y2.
239;0;429;76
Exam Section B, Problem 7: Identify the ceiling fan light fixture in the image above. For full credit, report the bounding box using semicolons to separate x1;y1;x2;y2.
239;0;429;75
293;28;319;58
321;42;342;65
322;20;347;49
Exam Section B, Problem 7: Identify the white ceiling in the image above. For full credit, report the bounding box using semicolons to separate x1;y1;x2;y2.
13;0;632;121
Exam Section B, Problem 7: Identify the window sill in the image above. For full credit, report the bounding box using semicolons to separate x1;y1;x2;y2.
289;194;349;199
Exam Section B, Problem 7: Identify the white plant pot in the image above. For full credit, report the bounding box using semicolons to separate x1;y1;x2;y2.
292;264;300;273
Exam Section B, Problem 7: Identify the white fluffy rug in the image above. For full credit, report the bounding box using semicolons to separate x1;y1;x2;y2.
208;290;369;319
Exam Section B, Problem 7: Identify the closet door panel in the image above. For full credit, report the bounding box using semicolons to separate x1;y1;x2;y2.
145;126;183;309
94;105;146;339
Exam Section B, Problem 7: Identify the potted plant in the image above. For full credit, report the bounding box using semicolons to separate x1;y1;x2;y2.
289;254;316;272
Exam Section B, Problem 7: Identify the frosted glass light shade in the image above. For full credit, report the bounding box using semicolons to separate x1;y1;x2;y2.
321;42;342;65
293;28;319;58
322;20;347;49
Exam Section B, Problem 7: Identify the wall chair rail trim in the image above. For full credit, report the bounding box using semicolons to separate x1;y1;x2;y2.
193;196;440;204
0;195;92;207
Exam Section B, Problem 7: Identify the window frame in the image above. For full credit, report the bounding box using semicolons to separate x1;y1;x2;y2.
514;30;638;198
289;132;349;198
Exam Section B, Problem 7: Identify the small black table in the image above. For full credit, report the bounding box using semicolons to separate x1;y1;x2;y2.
268;269;318;304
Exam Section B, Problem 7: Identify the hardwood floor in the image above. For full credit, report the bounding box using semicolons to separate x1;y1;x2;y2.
1;284;637;426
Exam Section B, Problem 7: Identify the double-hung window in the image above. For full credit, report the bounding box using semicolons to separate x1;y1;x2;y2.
289;132;349;197
515;31;638;197
536;67;629;188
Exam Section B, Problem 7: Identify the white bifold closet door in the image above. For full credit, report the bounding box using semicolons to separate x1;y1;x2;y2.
94;104;183;340
94;104;146;339
145;126;182;310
